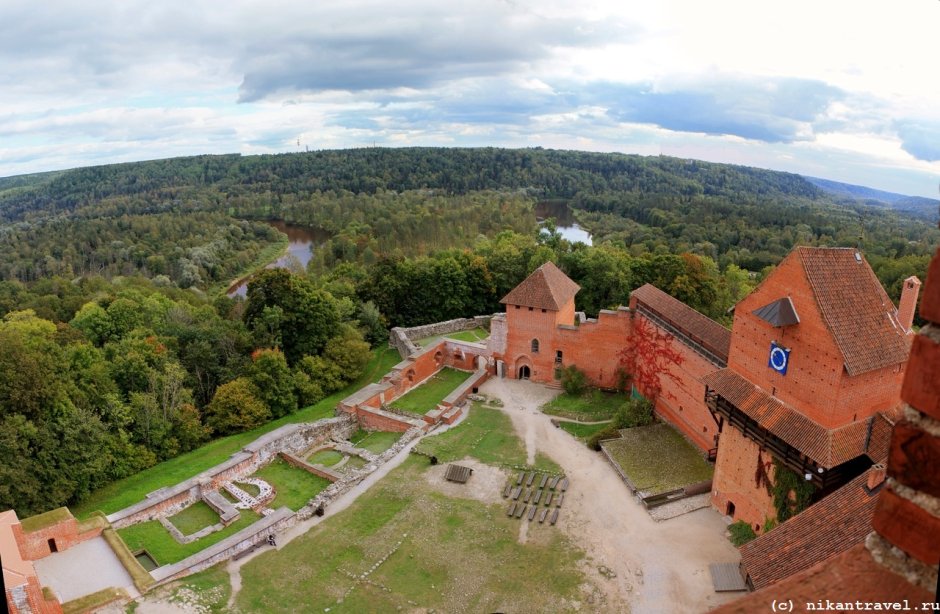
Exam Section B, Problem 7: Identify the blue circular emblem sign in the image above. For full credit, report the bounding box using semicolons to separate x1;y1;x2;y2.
768;342;791;375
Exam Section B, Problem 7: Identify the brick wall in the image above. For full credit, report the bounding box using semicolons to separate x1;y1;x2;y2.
868;246;940;586
14;513;103;561
710;426;777;528
729;253;906;428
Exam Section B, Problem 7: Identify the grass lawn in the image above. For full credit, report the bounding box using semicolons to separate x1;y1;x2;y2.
444;328;489;343
557;420;613;440
389;368;471;414
602;422;714;496
252;458;332;512
167;502;219;536
231;456;586;613
349;430;402;455
541;389;624;421
339;456;367;473
417;405;559;473
73;347;401;518
308;449;344;466
117;510;261;566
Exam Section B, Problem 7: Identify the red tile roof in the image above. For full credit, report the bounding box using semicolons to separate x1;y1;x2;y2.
703;368;892;468
500;261;580;311
797;247;910;376
631;284;731;364
739;470;882;589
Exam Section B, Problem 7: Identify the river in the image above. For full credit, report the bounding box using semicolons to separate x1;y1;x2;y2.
534;200;593;245
226;221;330;298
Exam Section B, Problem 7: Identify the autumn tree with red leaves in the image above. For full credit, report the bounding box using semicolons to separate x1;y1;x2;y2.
618;315;685;402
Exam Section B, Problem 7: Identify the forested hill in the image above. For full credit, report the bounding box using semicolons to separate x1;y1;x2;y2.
803;175;939;221
3;148;827;222
0;147;936;289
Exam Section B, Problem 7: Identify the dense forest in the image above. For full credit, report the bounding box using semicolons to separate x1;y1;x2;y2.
0;147;936;515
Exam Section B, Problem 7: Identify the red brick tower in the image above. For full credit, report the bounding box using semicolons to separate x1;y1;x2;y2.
705;247;917;528
499;261;580;381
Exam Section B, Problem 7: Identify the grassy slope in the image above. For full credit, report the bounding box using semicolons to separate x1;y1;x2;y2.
389;368;472;413
73;347;401;518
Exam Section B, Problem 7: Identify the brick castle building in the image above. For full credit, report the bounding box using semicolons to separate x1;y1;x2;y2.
491;248;920;530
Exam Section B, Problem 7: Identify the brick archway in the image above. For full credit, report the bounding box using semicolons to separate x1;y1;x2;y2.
515;356;532;380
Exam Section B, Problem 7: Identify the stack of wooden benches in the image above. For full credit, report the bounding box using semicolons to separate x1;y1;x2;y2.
503;470;568;526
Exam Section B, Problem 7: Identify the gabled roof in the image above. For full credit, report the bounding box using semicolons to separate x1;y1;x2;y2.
752;297;800;327
703;368;892;468
796;247;910;376
500;261;580;311
740;470;881;589
631;284;731;365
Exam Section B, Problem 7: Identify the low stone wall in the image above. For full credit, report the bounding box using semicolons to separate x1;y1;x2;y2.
108;416;357;529
279;452;342;483
151;507;295;585
150;424;424;586
441;368;490;409
389;315;493;358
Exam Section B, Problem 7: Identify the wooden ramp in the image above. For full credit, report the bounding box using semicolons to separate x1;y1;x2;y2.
444;464;473;484
709;563;748;592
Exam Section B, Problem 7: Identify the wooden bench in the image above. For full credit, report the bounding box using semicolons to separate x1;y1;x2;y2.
550;509;559;525
533;490;542;505
515;504;526;518
528;505;537;521
507;502;516;517
559;477;569;492
503;483;512;498
539;474;548;489
549;476;560;489
516;471;524;485
525;472;535;487
539;508;549;523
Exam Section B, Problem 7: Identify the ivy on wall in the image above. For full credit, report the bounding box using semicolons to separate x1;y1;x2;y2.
770;458;815;522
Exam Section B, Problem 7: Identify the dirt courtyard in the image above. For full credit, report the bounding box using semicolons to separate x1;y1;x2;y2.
478;377;741;614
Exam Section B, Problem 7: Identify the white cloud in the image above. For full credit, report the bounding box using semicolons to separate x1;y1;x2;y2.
0;0;937;197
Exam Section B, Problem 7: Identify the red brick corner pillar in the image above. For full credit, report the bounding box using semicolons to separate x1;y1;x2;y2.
868;246;940;592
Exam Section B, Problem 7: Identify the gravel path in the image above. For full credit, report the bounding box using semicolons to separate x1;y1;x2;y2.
479;377;741;614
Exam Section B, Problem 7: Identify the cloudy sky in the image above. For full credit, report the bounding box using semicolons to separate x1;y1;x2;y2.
2;0;939;197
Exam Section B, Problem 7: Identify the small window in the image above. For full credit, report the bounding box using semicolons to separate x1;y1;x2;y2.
528;307;533;311
541;309;546;313
531;339;540;353
515;305;520;310
555;350;563;363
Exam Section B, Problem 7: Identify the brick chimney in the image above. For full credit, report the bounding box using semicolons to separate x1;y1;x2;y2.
897;276;921;332
866;463;887;491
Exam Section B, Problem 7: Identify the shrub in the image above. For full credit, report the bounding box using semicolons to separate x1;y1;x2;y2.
613;396;654;429
560;365;587;396
728;520;757;547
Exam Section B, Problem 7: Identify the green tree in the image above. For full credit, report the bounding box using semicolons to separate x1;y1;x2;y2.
205;378;270;435
248;348;297;418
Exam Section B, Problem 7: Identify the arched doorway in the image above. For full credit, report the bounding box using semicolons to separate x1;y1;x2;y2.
519;365;531;380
